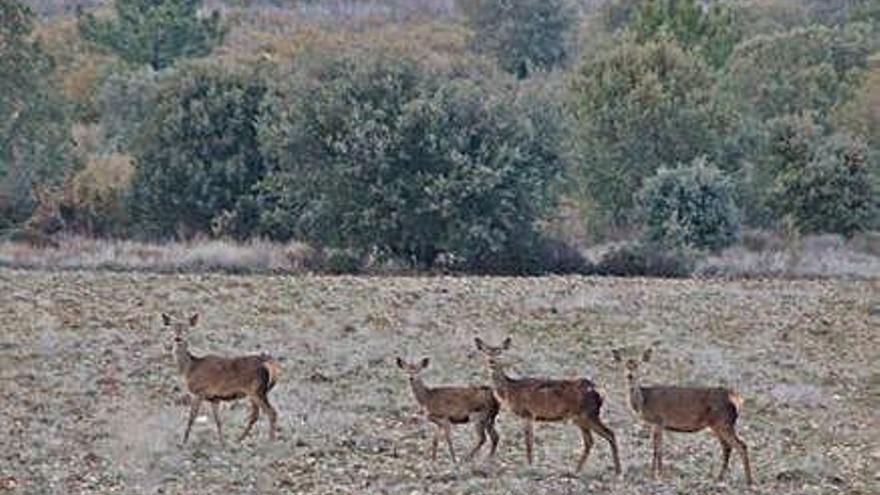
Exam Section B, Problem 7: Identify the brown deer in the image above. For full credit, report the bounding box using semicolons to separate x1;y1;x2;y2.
611;347;753;485
396;356;499;462
474;337;621;475
164;313;281;445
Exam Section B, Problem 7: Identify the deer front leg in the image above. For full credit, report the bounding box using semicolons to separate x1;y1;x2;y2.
522;417;534;465
651;424;663;479
210;401;226;446
183;397;203;444
465;413;487;461
440;419;457;462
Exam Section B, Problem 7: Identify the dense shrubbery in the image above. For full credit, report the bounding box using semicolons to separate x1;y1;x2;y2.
129;62;268;239
258;50;566;272
637;157;740;252
2;0;878;275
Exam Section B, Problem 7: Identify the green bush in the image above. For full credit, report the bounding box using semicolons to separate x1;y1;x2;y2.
257;50;566;271
772;132;876;237
571;35;733;228
637;157;740;252
128;62;268;239
77;0;225;70
0;1;75;231
457;0;578;78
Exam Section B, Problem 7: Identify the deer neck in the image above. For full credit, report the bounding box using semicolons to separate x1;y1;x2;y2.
173;339;195;376
489;365;512;391
408;375;431;405
627;374;645;415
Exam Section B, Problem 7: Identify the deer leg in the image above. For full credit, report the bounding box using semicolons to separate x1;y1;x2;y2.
522;417;534;465
574;419;594;473
586;416;622;476
466;413;487;461
711;427;733;481
183;397;203;444
238;399;261;442
429;422;440;460
210;401;226;446
486;417;500;458
255;394;278;441
440;419;456;463
651;425;664;479
717;424;752;485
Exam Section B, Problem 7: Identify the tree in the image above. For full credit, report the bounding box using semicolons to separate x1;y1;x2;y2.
77;0;225;70
457;0;578;78
128;62;268;238
764;117;876;237
258;50;566;270
721;23;875;122
628;0;742;68
0;1;74;231
570;35;732;229
637;157;740;252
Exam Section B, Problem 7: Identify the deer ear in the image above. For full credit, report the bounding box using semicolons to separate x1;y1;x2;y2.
161;313;171;326
502;337;512;350
420;357;430;369
395;357;405;369
612;349;622;362
189;313;200;327
474;337;485;350
642;348;653;363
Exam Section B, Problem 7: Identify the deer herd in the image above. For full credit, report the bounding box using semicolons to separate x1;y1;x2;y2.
163;313;753;486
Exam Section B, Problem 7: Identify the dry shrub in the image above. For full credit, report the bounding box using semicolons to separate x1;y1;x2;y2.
63;151;134;236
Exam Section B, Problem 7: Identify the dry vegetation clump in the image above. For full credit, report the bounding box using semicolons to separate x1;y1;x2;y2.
0;269;876;494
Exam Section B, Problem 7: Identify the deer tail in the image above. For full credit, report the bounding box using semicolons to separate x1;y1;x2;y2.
729;391;743;412
261;356;281;389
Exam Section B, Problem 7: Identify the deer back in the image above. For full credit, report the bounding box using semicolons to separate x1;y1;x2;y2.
185;354;268;400
421;385;498;421
635;386;739;432
499;377;597;421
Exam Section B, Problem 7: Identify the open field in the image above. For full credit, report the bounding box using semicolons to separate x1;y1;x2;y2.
0;268;877;494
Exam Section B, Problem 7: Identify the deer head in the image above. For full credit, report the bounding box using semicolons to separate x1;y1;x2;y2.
473;337;512;370
612;346;653;384
395;356;430;376
162;312;199;351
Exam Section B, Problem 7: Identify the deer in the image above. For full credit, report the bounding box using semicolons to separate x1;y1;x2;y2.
395;356;500;463
164;313;281;445
611;346;753;485
474;337;621;475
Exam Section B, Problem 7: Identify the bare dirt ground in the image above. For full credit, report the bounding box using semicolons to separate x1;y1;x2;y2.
0;268;877;494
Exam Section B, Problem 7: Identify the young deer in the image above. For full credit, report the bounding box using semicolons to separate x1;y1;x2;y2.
396;357;500;462
474;337;621;475
164;313;281;445
612;347;753;485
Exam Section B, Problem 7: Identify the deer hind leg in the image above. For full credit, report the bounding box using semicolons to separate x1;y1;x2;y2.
711;426;733;481
585;416;622;475
716;423;752;485
238;399;261;442
486;415;500;458
254;393;278;441
466;413;487;461
522;417;535;465
573;417;594;473
210;401;226;446
183;397;203;444
651;425;664;479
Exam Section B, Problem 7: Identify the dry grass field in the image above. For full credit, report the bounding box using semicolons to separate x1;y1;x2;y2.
0;267;876;494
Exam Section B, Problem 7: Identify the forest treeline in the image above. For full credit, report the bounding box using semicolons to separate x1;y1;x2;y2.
1;0;878;274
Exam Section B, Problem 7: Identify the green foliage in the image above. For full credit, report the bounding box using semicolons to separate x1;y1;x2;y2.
258;50;566;270
628;0;742;68
637;157;740;252
129;62;268;238
571;35;731;228
764;117;876;237
0;0;74;230
458;0;578;78
95;65;163;151
721;23;875;121
77;0;226;70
